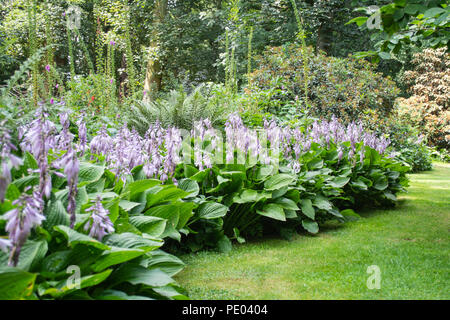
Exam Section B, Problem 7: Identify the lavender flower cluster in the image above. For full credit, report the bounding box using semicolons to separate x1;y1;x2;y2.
90;122;182;182
87;114;391;179
84;196;114;241
0;121;22;202
3;188;45;266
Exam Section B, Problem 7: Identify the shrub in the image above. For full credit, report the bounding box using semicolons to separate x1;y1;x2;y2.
127;83;236;133
396;47;450;149
246;44;400;126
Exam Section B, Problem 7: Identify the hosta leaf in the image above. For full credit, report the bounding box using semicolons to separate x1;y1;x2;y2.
177;179;199;198
142;250;185;276
308;159;324;170
153;285;189;300
284;209;297;219
351;179;368;190
374;176;388;191
91;247;146;272
0;240;47;272
13;175;39;190
104;233;162;251
328;176;350;188
233;189;271;203
54;225;110;251
103;197;120;223
313;195;333;211
41;269;112;298
119;200;141;211
0;267;36;300
271;186;288;199
86;178;105;193
302;219;319;234
44;199;70;229
264;174;295;191
185;168;207;182
23;151;38;170
300;199;315;219
146;186;190;207
129;216;167;237
109;265;174;288
384;191;397;201
78;163;105;183
256;203;286;221
275;197;299;210
124;179;161;201
255;165;274;180
40;251;71;274
197;202;228;219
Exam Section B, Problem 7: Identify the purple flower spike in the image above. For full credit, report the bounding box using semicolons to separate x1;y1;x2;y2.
4;190;45;266
45;65;51;72
84;196;114;241
77;119;87;156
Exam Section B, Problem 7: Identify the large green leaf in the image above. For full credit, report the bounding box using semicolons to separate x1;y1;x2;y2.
146;186;190;207
104;233;162;251
197;202;228;219
312;195;333;212
91;247;146;272
145;202;194;230
256;203;286;221
177;179;199;198
119;200;142;212
129;216;167;237
0;240;48;272
275;197;299;210
233;189;271;204
44;199;70;229
328;176;350;188
124;179;161;201
300;199;315;219
41;269;112;298
54;225;110;251
0;267;36;300
264;174;295;191
141;250;185;277
302;219;319;234
374;176;389;191
78;162;105;184
109;265;174;288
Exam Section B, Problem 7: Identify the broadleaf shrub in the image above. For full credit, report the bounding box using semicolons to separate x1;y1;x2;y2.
396;47;450;149
246;44;400;125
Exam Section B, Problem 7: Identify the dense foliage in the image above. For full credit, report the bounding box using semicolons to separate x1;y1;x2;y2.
395;47;449;149
0;0;444;302
247;44;399;125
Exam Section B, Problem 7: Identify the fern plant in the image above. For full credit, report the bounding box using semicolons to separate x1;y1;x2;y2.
128;83;235;134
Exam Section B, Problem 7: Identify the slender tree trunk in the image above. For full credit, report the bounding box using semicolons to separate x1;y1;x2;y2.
143;0;167;101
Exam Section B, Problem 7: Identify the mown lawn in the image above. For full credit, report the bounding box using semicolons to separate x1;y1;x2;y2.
175;162;450;300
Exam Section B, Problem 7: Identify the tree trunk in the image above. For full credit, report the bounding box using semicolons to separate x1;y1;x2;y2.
143;0;167;101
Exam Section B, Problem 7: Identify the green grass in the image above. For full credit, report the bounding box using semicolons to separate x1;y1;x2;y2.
175;162;450;300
